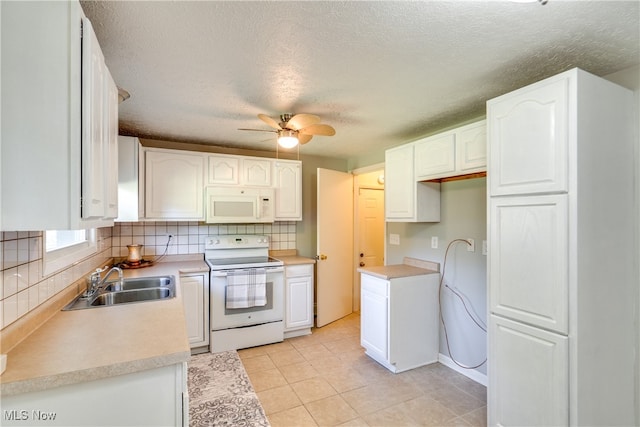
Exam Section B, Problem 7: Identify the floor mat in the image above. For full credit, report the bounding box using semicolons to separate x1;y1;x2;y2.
188;351;270;427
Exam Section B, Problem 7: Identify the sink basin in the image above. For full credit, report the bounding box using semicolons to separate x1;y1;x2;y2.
91;288;174;306
62;275;175;311
105;276;173;292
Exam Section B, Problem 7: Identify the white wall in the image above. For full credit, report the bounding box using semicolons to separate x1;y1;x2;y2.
386;177;488;378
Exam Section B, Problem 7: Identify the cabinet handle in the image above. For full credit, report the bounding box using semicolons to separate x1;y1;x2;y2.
359;262;365;267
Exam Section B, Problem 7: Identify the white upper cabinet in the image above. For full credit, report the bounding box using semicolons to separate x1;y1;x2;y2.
488;77;569;196
81;17;107;220
104;72;119;220
456;120;487;174
274;160;302;220
143;148;205;220
207;154;240;185
241;158;272;186
81;17;119;224
414;132;456;179
414;120;486;181
385;144;415;220
1;1;118;230
116;136;142;222
385;144;440;222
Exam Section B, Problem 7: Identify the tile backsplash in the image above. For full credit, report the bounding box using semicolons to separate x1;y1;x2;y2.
0;221;296;331
111;221;297;259
0;229;112;330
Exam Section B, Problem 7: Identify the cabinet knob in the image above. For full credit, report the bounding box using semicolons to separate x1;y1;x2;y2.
359;262;365;267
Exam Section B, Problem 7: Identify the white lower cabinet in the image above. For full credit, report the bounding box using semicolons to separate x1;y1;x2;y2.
181;273;210;351
360;272;440;373
489;315;568;427
1;363;188;426
284;263;314;338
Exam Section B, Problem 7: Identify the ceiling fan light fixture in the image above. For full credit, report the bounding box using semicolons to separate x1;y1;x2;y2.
277;129;299;148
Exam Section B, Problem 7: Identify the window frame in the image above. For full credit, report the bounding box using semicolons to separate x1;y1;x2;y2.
43;229;97;276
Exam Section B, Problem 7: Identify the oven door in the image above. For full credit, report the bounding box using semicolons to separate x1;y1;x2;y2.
210;266;284;330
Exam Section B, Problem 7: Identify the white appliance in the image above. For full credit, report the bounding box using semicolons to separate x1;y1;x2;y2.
205;187;275;223
205;235;284;353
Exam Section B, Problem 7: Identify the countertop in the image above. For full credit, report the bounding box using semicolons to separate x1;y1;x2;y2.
270;250;316;266
357;257;440;280
276;255;316;266
0;260;209;397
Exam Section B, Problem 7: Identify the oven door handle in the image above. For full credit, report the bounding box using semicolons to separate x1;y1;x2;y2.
211;266;284;277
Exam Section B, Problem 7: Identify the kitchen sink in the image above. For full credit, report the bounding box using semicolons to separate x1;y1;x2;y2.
62;275;175;311
104;276;173;292
91;288;174;306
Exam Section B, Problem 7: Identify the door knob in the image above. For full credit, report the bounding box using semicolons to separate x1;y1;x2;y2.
319;254;328;260
359;262;365;267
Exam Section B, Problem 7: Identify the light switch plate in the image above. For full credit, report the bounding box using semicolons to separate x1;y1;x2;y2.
389;234;400;245
431;236;438;249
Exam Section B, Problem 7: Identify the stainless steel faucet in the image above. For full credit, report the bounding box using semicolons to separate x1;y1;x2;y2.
84;266;123;297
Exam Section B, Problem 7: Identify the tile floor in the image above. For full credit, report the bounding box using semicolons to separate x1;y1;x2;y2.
238;313;487;426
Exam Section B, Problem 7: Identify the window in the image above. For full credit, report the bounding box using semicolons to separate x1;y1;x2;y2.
44;229;97;275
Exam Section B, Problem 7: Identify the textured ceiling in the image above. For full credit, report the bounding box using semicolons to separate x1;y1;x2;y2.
80;0;640;164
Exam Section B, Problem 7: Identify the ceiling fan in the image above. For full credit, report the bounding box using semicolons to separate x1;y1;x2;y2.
239;113;336;148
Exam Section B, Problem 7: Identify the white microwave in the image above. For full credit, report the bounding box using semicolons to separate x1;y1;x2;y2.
205;187;275;223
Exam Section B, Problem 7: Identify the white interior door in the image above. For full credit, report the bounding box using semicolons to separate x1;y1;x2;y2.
355;188;385;311
317;168;354;327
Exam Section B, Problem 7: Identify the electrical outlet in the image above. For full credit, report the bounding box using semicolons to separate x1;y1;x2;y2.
467;238;475;252
389;234;400;245
431;236;438;249
482;240;488;255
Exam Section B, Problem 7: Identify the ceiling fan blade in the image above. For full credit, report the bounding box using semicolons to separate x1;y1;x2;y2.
286;114;320;131
299;123;336;136
257;114;282;130
238;128;277;133
299;134;313;144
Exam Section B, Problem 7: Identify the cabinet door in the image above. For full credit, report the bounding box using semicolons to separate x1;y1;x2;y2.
285;275;313;330
144;150;205;220
81;17;106;219
385;144;415;220
456;120;486;173
489;315;568;427
181;274;209;348
414;132;456;179
241;158;272;186
488;75;570;196
208;155;240;185
274;161;302;220
360;275;389;361
104;70;119;219
490;194;568;334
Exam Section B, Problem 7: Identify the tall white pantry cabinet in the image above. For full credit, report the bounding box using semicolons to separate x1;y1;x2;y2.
486;68;636;426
